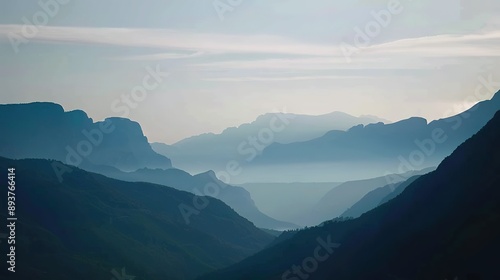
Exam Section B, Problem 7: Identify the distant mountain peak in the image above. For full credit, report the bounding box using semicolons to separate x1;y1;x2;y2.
320;111;351;117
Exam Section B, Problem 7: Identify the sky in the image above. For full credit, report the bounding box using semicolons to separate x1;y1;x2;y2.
0;0;499;144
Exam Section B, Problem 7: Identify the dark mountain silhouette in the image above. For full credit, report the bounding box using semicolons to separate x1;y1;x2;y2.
0;157;273;280
378;175;422;206
341;175;422;218
303;168;433;226
151;112;387;173
0;102;295;230
254;91;500;174
82;164;299;230
199;110;500;280
0;102;171;171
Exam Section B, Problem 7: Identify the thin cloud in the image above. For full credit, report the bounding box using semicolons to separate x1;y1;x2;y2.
1;24;498;65
363;30;500;55
109;51;205;61
202;75;367;82
192;31;500;71
0;25;337;56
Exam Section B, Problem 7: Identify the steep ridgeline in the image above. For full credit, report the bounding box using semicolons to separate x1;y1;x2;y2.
341;175;422;218
200;110;500;280
82;165;299;231
303;168;433;226
0;102;171;171
151;112;387;173
0;157;273;280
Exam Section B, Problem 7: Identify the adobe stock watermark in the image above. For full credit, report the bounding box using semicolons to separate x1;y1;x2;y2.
213;0;244;21
384;72;500;185
339;0;406;63
51;65;169;182
178;110;295;224
8;0;71;53
282;235;341;280
110;267;136;280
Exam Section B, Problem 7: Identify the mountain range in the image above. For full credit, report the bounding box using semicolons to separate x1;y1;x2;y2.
82;164;298;230
0;102;297;230
199;110;500;280
1;93;499;280
236;91;500;182
151;112;387;173
0;157;273;280
152;92;500;183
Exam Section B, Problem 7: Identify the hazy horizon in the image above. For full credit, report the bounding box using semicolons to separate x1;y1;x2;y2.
1;0;500;143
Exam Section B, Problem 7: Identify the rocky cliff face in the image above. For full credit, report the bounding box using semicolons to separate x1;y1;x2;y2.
0;102;171;171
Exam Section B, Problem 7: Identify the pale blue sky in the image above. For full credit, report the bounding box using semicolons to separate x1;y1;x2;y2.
0;0;499;143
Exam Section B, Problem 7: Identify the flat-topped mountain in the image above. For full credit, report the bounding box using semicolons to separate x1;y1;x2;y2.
0;102;171;171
